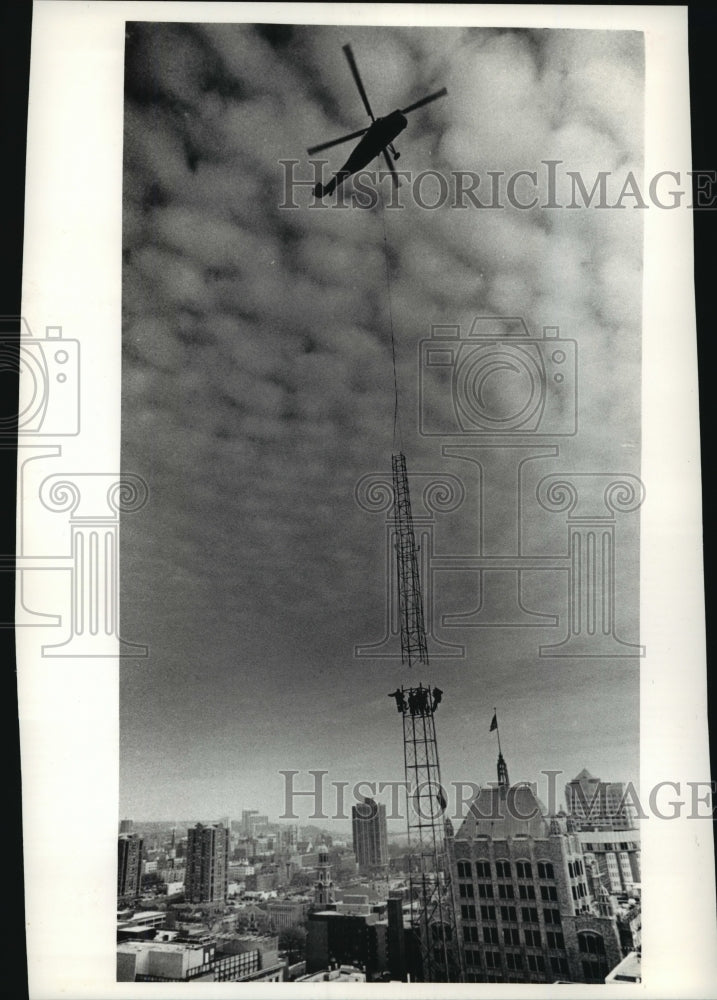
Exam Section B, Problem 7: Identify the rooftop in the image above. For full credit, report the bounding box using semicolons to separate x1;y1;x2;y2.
455;784;550;841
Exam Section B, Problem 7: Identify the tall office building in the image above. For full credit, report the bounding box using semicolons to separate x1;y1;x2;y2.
565;769;636;831
186;823;229;904
240;810;258;836
352;797;388;871
118;834;143;898
248;814;270;837
450;752;623;984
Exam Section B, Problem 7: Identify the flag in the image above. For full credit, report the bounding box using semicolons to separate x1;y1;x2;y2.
489;712;498;732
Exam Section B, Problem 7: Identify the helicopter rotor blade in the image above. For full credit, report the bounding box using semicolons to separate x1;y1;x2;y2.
382;147;401;189
342;43;376;122
307;127;369;155
401;87;448;115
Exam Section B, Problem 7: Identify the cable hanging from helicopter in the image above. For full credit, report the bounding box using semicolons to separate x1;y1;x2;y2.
305;43;448;449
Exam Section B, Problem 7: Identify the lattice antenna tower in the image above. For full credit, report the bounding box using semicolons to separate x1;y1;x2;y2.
392;452;429;667
388;684;463;982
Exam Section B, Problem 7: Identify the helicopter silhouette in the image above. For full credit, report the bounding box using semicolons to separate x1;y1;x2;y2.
307;44;448;198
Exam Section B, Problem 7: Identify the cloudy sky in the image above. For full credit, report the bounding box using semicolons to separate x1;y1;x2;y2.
119;22;644;825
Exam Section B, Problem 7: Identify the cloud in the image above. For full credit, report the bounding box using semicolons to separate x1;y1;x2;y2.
120;23;642;817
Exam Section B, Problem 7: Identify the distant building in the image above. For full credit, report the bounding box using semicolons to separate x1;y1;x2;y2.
118;834;143;899
565;770;636;831
186;823;229;904
241;810;259;836
117;936;287;982
306;911;389;979
267;900;309;930
248;814;270;837
352;798;388;872
117;911;167;942
119;819;134;834
578;828;641;895
159;866;186;884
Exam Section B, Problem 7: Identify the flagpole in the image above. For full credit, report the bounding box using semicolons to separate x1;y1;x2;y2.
493;706;502;757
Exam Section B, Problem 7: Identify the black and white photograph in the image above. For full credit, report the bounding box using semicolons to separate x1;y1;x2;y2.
14;3;715;997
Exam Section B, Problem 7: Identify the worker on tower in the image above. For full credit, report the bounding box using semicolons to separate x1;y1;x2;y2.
416;684;428;715
431;687;444;712
388;688;406;713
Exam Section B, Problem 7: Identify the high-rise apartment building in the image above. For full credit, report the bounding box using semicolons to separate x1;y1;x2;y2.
565;769;635;831
352;797;388;871
185;823;229;904
118;834;143;898
240;810;258;836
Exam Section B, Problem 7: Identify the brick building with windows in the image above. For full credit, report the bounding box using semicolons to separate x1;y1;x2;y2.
449;759;623;983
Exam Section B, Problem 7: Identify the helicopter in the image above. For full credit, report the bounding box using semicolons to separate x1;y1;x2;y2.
307;44;448;198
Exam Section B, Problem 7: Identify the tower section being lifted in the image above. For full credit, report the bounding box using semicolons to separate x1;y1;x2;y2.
392;452;429;668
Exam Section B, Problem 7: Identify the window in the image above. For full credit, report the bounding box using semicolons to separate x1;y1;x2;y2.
575;859;583;876
521;906;539;923
551;956;569;975
518;884;535;900
540;884;557;901
537;861;554;879
578;932;606;955
503;927;520;945
465;949;481;968
547;930;565;949
485;951;501;970
461;904;476;920
457;860;472;878
498;883;514;899
505;952;523;971
582;958;607;983
476;860;491;878
568;861;574;877
527;954;545;973
525;929;542;947
483;926;499;944
459;882;474;898
480;904;496;920
543;907;561;925
463;925;478;943
478;883;494;899
516;860;533;878
500;905;517;922
496;860;511;878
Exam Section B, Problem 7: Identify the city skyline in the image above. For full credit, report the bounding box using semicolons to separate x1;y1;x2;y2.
120;23;641;824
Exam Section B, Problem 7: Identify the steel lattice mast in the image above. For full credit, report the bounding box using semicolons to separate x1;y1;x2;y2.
389;454;462;982
392;452;428;668
400;684;462;982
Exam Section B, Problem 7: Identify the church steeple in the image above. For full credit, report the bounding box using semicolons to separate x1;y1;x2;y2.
497;750;510;789
490;709;510;789
314;846;335;908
